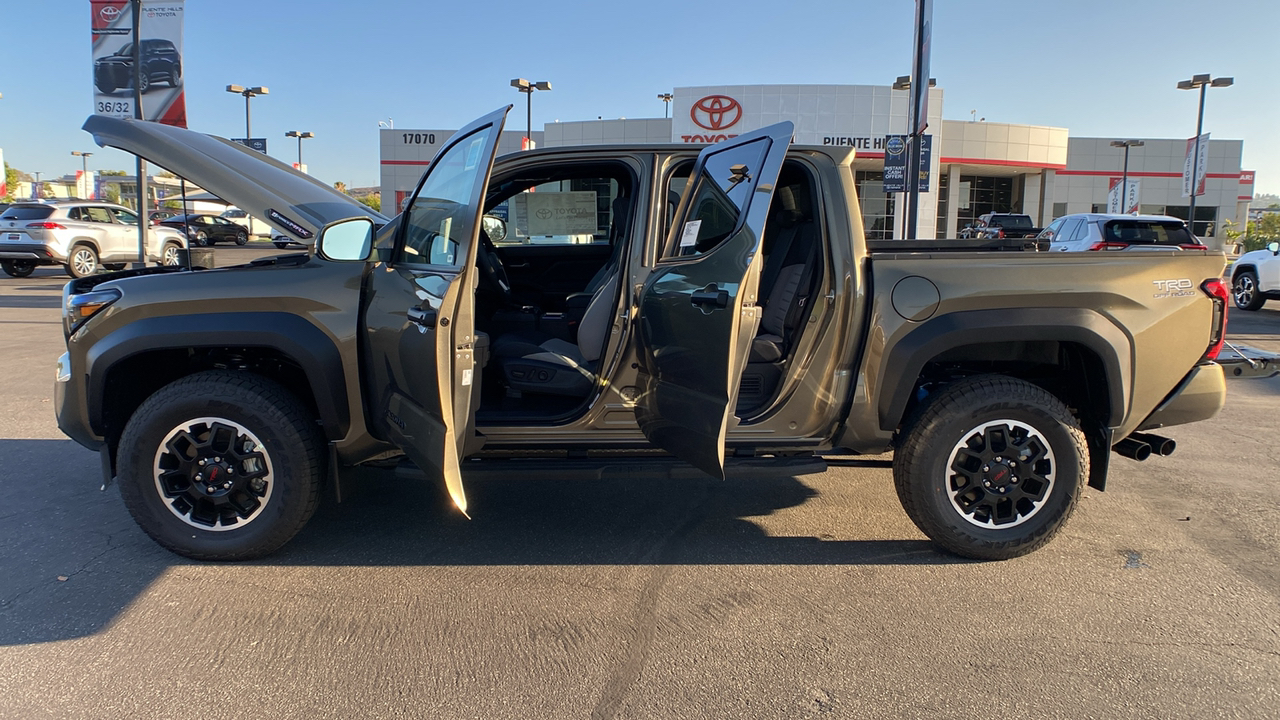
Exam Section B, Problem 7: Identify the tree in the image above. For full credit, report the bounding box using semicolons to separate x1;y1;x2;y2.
99;169;128;176
3;162;20;202
357;193;381;212
333;181;348;195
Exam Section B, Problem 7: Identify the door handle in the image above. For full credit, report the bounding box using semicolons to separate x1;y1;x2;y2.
407;306;438;328
508;263;531;269
690;284;729;309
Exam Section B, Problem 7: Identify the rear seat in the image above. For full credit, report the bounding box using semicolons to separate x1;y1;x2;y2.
751;185;819;364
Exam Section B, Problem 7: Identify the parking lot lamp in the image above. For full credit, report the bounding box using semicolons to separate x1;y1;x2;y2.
658;93;673;118
1176;74;1232;234
1109;140;1143;214
511;78;551;149
226;84;269;142
285;131;314;169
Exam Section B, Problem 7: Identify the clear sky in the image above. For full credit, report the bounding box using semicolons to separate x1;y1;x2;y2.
2;0;1277;194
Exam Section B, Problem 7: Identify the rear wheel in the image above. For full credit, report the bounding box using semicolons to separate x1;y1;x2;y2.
66;245;100;278
894;375;1087;560
161;242;182;266
194;230;210;247
1;260;36;278
1233;270;1265;311
116;371;325;561
168;64;182;88
235;231;249;246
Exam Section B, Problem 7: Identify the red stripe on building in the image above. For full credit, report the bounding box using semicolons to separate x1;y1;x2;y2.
381;160;431;166
1239;195;1254;200
939;157;1067;169
1056;170;1241;179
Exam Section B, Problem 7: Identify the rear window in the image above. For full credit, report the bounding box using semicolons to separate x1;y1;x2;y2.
1102;220;1193;246
990;215;1033;228
1;205;54;221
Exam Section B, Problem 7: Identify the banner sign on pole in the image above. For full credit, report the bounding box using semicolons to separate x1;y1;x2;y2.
0;148;6;198
233;138;268;154
1181;133;1209;198
1107;178;1141;214
910;0;933;136
916;134;933;192
31;182;43;200
882;135;908;193
91;1;187;127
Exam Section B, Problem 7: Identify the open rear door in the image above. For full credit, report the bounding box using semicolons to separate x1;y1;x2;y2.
633;122;793;479
362;107;510;515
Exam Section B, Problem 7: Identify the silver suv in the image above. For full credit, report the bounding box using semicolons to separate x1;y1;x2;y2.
0;201;188;278
1038;213;1203;252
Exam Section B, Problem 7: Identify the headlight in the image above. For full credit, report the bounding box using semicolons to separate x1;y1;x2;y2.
64;287;121;336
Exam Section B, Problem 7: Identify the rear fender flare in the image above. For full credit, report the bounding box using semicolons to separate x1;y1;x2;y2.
85;312;349;439
878;307;1132;431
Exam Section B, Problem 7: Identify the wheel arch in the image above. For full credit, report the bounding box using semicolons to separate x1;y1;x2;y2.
1231;263;1256;280
879;308;1131;434
87;312;350;451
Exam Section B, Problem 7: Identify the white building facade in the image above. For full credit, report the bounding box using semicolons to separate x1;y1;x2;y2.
380;84;1253;247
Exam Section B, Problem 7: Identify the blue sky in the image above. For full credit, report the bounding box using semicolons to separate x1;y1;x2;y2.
2;0;1277;194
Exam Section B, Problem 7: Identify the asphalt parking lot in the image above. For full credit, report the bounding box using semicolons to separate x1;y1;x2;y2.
2;246;1279;719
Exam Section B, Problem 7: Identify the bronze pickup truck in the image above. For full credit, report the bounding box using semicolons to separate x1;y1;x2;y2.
56;108;1228;562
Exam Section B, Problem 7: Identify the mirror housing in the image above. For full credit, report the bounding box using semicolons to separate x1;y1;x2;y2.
316;217;374;262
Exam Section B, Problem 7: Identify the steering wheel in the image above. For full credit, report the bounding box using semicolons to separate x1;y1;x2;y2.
476;229;512;303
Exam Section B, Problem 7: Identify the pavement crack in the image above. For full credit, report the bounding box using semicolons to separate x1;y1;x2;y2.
0;535;120;611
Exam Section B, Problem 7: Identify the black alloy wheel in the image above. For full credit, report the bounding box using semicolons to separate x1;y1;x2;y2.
235;231;249;246
194;230;210;247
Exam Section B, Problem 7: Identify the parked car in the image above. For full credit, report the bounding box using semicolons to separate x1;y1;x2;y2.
960;213;1042;240
158;213;249;246
65;109;1229;563
220;207;270;238
1038;213;1205;252
1227;241;1280;311
94;39;182;95
148;210;178;225
0;200;186;277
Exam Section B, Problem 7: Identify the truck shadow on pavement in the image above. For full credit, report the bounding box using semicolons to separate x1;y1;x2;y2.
0;439;956;646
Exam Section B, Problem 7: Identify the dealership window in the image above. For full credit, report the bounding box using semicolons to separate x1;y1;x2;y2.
935;171;949;239
956;175;1014;231
1051;202;1068;219
855;170;896;240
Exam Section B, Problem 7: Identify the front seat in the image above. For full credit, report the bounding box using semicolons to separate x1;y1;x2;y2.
490;267;621;397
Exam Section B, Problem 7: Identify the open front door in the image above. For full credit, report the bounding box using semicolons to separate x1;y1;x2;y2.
634;122;794;479
363;107;510;515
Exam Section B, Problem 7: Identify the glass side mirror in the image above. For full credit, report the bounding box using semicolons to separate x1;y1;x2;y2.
481;214;507;243
1269;241;1279;255
317;217;373;261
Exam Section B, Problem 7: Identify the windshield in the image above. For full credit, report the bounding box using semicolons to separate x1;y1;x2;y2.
401;125;495;265
1103;219;1194;245
112;44;133;57
991;215;1033;228
1;206;54;220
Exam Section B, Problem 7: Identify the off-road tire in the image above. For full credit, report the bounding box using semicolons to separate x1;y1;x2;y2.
116;371;325;561
1;260;36;278
1233;270;1265;311
894;375;1087;561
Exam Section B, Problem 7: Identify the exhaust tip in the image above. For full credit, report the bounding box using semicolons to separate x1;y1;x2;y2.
1114;437;1152;461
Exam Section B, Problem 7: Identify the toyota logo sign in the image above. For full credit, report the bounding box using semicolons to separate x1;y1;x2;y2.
691;95;742;131
99;4;121;22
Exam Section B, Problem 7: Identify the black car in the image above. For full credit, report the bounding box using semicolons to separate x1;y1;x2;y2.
158;214;248;246
94;39;182;95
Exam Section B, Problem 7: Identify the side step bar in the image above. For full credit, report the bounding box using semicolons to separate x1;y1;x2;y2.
396;455;828;483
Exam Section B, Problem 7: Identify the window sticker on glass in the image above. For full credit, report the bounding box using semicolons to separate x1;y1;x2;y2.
464;137;484;170
679;219;703;248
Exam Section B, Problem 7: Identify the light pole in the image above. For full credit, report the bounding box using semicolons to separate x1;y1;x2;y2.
1176;74;1232;235
285;131;314;169
1109;140;1143;214
658;92;673;119
510;78;551;149
226;84;269;144
71;151;94;199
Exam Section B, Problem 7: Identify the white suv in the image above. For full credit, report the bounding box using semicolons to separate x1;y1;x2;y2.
1228;241;1280;311
1038;213;1203;252
0;201;187;278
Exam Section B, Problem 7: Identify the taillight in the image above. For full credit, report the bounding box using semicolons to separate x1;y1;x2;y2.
997;228;1005;239
1178;243;1208;250
1200;278;1228;361
27;222;66;230
1087;241;1129;251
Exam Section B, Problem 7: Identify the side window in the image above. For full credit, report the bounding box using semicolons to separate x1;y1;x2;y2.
663;137;771;259
491;175;622;247
112;208;139;225
1068;219;1092;244
1056;218;1081;243
85;207;115;223
67;208;84;221
661;161;694;241
1041;217;1065;241
401;125;495;266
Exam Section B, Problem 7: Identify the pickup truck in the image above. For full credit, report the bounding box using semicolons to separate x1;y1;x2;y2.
961;213;1043;241
56;108;1229;562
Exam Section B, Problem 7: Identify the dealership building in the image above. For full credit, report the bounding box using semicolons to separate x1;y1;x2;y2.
379;84;1254;246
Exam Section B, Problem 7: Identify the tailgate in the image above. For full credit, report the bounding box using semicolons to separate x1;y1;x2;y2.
866;249;1228;436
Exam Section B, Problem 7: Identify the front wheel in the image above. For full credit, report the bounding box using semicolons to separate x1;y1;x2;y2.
116;371;325;560
1233;270;1265;311
894;375;1087;560
193;230;210;247
1;260;36;278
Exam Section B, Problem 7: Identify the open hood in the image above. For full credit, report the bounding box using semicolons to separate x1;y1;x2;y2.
83;115;387;241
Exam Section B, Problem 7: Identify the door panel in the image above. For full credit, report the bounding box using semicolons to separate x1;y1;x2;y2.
633;122;793;479
362;107;509;515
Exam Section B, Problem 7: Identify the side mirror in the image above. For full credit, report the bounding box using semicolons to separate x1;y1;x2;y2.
1269;241;1279;256
481;214;507;243
317;217;373;261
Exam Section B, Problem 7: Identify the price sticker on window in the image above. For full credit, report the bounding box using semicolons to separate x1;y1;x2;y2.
679;219;702;248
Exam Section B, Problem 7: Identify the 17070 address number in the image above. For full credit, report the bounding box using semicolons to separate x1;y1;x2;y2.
97;101;132;114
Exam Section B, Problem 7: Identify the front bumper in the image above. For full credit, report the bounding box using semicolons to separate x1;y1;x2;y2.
0;243;60;265
1138;362;1226;431
55;350;104;451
